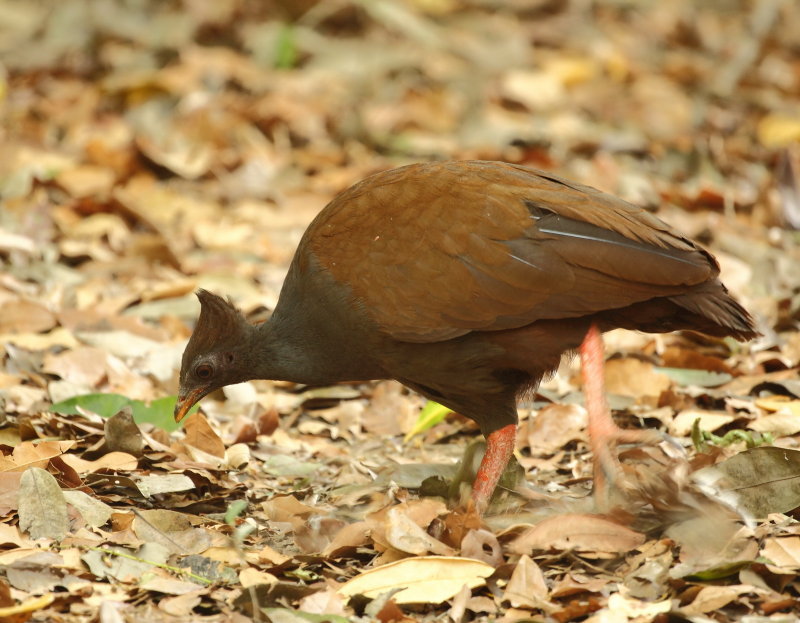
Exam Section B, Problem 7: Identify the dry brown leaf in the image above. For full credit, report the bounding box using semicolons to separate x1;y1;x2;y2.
104;408;144;457
183;413;226;458
0;441;75;473
0;300;56;334
261;495;322;523
526;403;587;454
55;164;116;198
322;521;372;558
239;567;278;588
42;346;109;388
59;451;138;474
604;358;671;400
508;514;646;555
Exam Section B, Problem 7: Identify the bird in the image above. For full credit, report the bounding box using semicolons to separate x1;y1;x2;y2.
174;160;757;512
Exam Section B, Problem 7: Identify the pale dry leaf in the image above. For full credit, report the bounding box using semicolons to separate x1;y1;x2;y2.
751;397;800;435
298;587;348;616
251;544;291;566
82;542;170;583
0;523;26;548
448;583;471;623
239;567;278;588
669;523;758;580
295;516;348;554
460;529;502;567
761;536;800;571
132;474;195;497
504;554;551;610
678;585;754;616
670;410;734;437
75;330;162;359
591;592;671;621
136;131;213;180
17;467;68;540
133;510;209;556
361;380;420;436
63;490;113;528
139;576;204;596
3;385;48;414
0;328;78;351
749;412;800;436
508;514;646;555
225;443;250;469
385;507;455;556
338;556;494;605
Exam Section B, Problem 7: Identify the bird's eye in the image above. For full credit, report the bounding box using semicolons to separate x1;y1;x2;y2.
195;363;214;380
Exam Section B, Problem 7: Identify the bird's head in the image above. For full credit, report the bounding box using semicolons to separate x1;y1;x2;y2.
174;289;256;422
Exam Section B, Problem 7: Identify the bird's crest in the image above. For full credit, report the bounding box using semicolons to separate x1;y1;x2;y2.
186;289;251;355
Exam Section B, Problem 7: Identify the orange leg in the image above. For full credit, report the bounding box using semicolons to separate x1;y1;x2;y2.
471;423;517;511
580;324;664;505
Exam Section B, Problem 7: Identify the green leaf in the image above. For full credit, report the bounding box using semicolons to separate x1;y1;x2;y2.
683;560;753;581
51;393;131;418
274;24;297;69
130;396;187;433
654;367;732;387
225;500;248;526
50;393;194;433
404;401;452;442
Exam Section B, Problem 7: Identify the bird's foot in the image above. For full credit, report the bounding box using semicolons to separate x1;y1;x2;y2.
470;423;517;513
590;423;684;510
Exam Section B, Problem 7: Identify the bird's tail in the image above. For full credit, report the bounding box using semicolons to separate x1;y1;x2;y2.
669;283;759;341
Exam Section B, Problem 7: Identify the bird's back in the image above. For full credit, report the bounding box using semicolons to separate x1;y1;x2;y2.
294;160;755;344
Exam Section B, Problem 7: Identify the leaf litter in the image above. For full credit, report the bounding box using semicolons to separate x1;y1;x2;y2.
1;0;799;621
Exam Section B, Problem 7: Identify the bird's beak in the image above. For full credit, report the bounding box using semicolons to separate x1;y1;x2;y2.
174;387;206;422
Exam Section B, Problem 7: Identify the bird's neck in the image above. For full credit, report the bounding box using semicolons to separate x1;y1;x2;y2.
252;309;382;386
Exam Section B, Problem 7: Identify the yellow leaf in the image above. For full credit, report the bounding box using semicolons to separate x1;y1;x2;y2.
755;396;800;416
757;114;800;148
337;556;494;604
404;401;452;442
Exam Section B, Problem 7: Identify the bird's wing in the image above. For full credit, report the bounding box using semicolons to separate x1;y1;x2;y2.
305;161;717;342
